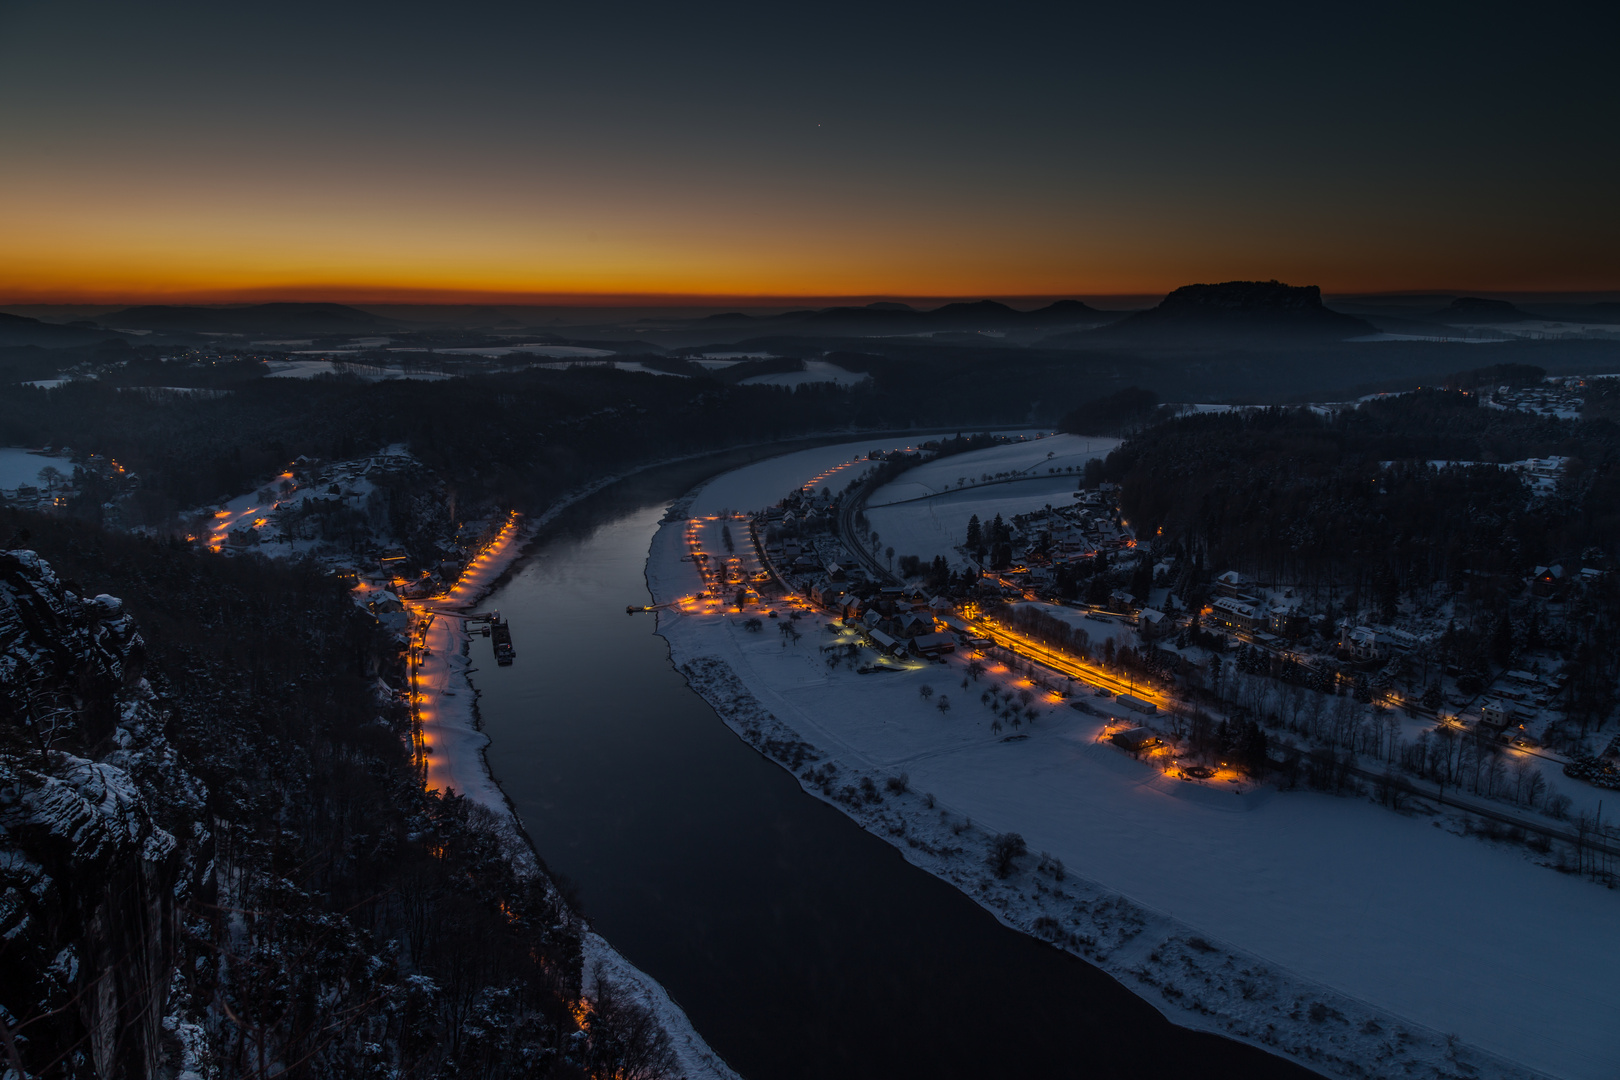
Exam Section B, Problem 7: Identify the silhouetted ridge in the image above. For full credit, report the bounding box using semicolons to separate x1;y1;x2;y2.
96;302;401;335
1081;280;1373;344
1439;297;1534;323
0;311;128;348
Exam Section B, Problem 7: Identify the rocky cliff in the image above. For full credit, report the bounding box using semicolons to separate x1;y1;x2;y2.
0;549;208;1078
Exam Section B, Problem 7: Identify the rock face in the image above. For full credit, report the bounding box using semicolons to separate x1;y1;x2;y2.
1084;280;1374;345
0;549;207;1078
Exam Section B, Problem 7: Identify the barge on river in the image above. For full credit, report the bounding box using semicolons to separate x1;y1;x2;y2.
490;617;515;665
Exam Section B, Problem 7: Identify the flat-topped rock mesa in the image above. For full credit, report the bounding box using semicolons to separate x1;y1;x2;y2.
1059;280;1374;346
1435;296;1535;323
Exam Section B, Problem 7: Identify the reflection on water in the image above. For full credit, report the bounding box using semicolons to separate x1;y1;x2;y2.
471;456;1318;1080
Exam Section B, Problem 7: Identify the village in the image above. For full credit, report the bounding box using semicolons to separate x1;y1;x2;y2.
655;431;1620;853
645;433;1620;1080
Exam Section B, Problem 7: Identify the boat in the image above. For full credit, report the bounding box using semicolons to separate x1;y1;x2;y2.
491;618;515;665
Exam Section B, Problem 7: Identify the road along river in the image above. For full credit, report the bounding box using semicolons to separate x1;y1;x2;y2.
469;456;1316;1080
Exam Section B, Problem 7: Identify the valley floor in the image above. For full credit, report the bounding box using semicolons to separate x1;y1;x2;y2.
648;442;1620;1080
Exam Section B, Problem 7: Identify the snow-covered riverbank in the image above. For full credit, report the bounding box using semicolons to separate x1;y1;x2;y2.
646;444;1620;1080
410;489;743;1080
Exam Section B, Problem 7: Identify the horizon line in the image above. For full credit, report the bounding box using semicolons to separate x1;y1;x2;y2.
7;286;1620;310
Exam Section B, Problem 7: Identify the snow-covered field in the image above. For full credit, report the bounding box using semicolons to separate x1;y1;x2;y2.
265;359;450;380
426;343;615;358
738;359;867;388
1349;332;1508;344
646;445;1620;1080
692;351;774;364
0;446;55;489
865;484;1078;570
866;432;1095;501
861;434;1117;570
530;359;688;377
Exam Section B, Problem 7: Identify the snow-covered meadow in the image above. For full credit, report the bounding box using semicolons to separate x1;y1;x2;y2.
264;359;451;380
737;359;868;388
862;433;1117;571
648;444;1620;1080
0;446;57;489
866;431;1096;500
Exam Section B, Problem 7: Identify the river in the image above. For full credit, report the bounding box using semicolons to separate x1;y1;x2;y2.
471;457;1317;1080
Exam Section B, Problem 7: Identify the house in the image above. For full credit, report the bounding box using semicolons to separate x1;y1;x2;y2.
841;596;864;620
1137;607;1168;641
908;632;956;657
1215;570;1251;599
896;612;933;638
1480;699;1510;727
1110;727;1162;753
824;562;847;582
1343;625;1384;663
861;609;884;630
1268;606;1308;639
1209;596;1261;633
809;580;839;606
1530;564;1565;597
928;596;955;614
868;629;904;656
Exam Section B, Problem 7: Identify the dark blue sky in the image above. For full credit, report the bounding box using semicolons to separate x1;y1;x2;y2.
2;0;1615;300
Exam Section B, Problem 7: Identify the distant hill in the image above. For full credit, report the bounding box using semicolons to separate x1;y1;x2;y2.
0;312;127;349
685;298;1109;338
1434;297;1535;324
1055;281;1373;346
96;302;401;336
1521;301;1620;325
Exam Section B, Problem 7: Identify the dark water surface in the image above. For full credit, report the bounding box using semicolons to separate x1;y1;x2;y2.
471;458;1317;1080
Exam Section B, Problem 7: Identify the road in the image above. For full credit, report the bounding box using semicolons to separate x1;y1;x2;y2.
1334;757;1620;860
836;473;901;585
966;616;1165;705
836;468;1157;704
837;464;1618;861
864;469;1079;509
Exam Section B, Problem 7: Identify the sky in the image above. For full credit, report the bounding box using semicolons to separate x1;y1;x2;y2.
1;0;1617;304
